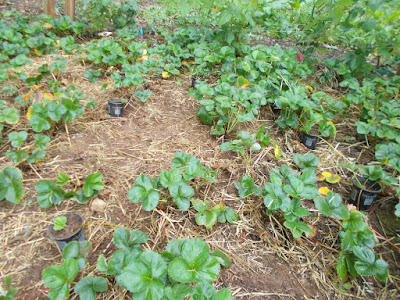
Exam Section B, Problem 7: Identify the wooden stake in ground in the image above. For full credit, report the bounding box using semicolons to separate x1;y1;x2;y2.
43;0;75;21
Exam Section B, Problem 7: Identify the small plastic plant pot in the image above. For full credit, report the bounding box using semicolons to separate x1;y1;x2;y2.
108;99;124;117
191;75;197;89
300;129;321;150
47;212;85;251
349;176;382;210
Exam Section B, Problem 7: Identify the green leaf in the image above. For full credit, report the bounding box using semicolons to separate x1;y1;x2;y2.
217;208;238;224
234;176;261;198
169;183;194;211
197;106;213;125
27;149;46;163
353;246;389;281
42;258;79;300
134;90;153;103
293;153;320;170
314;192;350;220
168;239;220;283
47;103;67;121
159;169;183;188
211;249;231;267
7;131;28;147
212;288;234;300
6;149;29;163
53;216;67;231
62;240;91;270
283;220;313;238
117;250;167;299
36;180;64;208
165;284;193;300
342;211;367;232
113;228;147;251
29;115;51;132
337;254;348;280
74;277;108;300
56;172;69;186
83;173;104;197
33;134;51;150
0;167;24;204
1;108;20;124
128;175;160;211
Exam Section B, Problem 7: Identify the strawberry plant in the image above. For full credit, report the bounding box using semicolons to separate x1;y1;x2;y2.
36;172;104;208
192;198;238;229
128;152;217;211
43;229;233;300
52;216;68;231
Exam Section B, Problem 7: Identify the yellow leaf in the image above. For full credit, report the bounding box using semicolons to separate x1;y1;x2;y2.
182;60;187;64
43;93;53;100
142;48;147;56
317;171;332;181
142;55;148;61
273;141;281;159
305;224;318;239
33;49;41;56
239;83;250;89
23;92;33;102
327;121;336;135
55;40;60;47
162;71;170;79
319;187;331;196
42;23;52;29
30;84;42;91
305;85;313;93
26;106;34;120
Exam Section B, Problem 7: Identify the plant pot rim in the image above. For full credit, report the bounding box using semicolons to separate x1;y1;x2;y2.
108;99;123;105
352;176;382;193
47;212;84;241
302;128;321;137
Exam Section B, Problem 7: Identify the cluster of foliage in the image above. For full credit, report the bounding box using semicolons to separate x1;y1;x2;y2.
42;230;233;300
128;152;238;229
234;153;389;282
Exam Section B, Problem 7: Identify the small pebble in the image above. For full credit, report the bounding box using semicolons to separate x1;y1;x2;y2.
90;198;107;212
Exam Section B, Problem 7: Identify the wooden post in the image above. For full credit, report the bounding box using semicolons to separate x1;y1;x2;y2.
43;0;55;19
65;0;76;21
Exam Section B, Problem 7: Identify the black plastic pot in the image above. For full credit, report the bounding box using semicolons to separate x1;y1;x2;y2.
300;129;321;150
191;75;197;89
349;176;382;210
47;212;85;250
108;99;124;117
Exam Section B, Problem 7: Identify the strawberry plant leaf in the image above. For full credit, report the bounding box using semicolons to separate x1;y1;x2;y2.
62;240;91;270
113;228;147;251
74;277;108;300
0;167;24;204
29;115;51;132
168;239;220;283
134;90;153;103
234;176;261;197
211;249;231;267
314;192;350;220
7;131;28;147
6;149;29;163
283;220;313;238
33;134;51;150
56;172;69;186
165;284;193;300
83;173;104;197
116;250;167;299
293;153;320;170
336;254;348;281
128;175;160;211
353;246;389;281
53;216;67;231
47;103;67;122
36;180;64;208
159;169;183;188
42;258;79;300
217;208;238;224
1;108;20;124
169;183;194;211
27;150;46;163
212;288;235;300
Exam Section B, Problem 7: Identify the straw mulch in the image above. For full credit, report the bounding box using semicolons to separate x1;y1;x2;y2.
0;48;399;300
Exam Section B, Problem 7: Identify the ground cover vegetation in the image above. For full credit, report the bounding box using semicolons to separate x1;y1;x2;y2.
0;0;399;299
